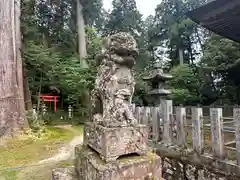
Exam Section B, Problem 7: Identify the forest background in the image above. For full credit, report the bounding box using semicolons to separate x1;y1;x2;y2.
2;0;240;130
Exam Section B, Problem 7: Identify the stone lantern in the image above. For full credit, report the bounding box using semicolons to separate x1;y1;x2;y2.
143;61;173;105
143;61;173;143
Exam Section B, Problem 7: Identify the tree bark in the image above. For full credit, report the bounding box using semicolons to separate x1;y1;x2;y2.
23;68;32;111
76;0;90;111
196;27;203;52
77;0;88;68
0;0;27;138
179;48;184;65
15;0;28;120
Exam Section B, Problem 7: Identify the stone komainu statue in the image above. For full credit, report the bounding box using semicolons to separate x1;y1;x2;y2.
91;32;138;127
52;33;160;180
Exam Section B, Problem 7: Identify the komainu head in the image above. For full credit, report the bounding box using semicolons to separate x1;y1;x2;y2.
103;32;139;57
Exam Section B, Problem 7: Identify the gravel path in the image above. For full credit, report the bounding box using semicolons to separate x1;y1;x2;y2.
38;135;83;164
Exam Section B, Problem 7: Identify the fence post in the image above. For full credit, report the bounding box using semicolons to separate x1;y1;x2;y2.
149;107;154;139
162;100;173;144
152;107;160;142
131;103;136;115
135;106;142;124
157;110;162;141
146;107;152;139
139;107;144;124
142;107;150;125
210;108;224;159
192;107;203;154
176;107;187;147
234;108;240;165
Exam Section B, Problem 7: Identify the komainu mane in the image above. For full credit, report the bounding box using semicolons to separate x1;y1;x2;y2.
91;32;138;127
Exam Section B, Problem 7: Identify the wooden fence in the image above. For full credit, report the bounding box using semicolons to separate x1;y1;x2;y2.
131;103;240;164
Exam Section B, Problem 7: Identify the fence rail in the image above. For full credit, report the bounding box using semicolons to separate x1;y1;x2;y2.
130;103;240;165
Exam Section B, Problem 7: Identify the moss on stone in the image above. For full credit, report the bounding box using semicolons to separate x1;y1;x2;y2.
117;150;159;165
118;155;145;164
75;145;109;171
147;150;158;162
75;145;160;172
75;145;161;179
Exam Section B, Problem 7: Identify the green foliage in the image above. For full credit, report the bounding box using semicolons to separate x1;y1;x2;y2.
104;0;143;35
168;64;200;104
148;0;211;66
0;170;19;180
20;0;107;122
81;0;104;27
20;0;240;110
133;75;150;106
22;24;101;116
200;35;240;104
26;111;45;131
169;65;199;90
171;89;195;105
201;35;240;73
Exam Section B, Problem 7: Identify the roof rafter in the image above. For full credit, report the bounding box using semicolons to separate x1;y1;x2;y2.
186;0;240;43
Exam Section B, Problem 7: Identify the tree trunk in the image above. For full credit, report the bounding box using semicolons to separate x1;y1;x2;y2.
77;0;88;68
15;0;28;120
187;36;194;64
179;48;184;65
76;0;90;112
0;0;27;138
23;68;32;111
196;27;203;52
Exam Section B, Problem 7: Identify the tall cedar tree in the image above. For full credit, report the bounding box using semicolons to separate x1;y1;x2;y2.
0;0;28;138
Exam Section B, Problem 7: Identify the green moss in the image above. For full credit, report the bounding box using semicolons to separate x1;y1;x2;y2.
118;155;144;163
0;126;83;171
113;150;159;166
0;125;83;180
147;151;157;161
76;145;159;170
0;170;19;180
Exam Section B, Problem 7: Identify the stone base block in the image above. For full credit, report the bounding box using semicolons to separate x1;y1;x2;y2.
52;167;76;180
75;145;162;180
84;122;148;162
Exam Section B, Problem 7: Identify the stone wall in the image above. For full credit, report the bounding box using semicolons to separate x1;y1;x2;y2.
162;157;229;180
153;142;240;180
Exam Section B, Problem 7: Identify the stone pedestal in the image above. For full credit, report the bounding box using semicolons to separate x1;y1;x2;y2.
52;167;76;180
75;145;162;180
84;122;148;162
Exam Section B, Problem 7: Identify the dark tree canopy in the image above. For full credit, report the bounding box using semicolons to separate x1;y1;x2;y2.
18;0;240;120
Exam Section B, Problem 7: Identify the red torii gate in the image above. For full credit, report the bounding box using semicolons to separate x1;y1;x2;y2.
40;94;59;112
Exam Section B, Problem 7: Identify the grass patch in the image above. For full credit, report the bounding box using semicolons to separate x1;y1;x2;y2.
70;125;84;134
0;125;83;176
0;170;19;180
0;125;83;180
